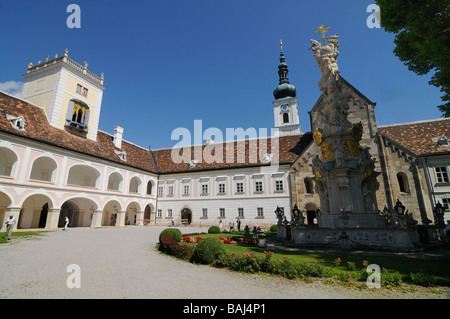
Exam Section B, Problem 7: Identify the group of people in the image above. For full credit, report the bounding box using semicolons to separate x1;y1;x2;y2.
218;218;242;231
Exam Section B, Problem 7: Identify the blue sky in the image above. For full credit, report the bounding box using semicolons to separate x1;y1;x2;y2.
0;0;443;150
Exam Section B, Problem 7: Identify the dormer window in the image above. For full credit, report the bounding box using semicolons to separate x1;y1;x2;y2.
432;136;449;147
114;150;127;162
65;100;90;132
189;160;198;168
6;114;27;132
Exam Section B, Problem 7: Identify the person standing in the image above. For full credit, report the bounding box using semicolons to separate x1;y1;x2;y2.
64;216;69;231
219;218;223;230
229;219;234;231
237;218;241;232
5;215;16;241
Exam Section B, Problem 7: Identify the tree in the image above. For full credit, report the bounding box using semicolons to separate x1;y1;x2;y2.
376;0;450;116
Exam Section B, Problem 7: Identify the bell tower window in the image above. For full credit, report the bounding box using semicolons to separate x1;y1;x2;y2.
283;112;290;124
65;100;90;133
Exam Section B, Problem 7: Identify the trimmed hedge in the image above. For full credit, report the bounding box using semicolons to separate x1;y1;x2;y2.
159;235;195;261
159;228;183;243
191;237;226;264
208;226;221;234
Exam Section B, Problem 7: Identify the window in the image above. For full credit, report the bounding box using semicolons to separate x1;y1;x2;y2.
236;182;244;193
202;208;208;218
184;184;190;195
157;209;162;218
158;186;164;196
76;84;88;98
219;208;225;217
435;167;449;183
396;173;410;193
304;178;314;194
283;112;290;124
276;180;284;191
66;100;90;132
255;181;263;192
107;172;123;191
202;184;209;195
219;183;226;194
168;185;174;196
442;198;450;210
167;209;172;218
238;208;244;218
257;207;264;217
129;177;142;193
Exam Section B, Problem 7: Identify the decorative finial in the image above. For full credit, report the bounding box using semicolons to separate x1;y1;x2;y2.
28;62;33;68
84;61;88;68
101;73;104;79
315;25;332;45
45;55;49;62
55;53;58;59
64;49;69;56
280;39;283;51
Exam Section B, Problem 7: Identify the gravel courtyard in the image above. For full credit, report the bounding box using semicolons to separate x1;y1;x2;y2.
0;226;446;299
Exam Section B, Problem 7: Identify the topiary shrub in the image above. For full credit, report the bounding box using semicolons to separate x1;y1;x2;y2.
269;224;277;233
191;237;226;264
208;226;221;234
159;228;183;243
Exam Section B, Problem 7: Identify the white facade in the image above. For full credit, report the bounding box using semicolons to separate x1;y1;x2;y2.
0;132;158;231
156;166;292;227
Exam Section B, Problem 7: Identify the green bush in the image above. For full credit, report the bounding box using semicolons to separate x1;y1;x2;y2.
381;268;402;287
159;228;183;243
191;237;226;264
410;272;436;287
269;224;277;233
208;226;221;234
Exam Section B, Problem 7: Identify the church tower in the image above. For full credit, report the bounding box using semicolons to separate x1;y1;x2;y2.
22;49;105;141
272;40;301;136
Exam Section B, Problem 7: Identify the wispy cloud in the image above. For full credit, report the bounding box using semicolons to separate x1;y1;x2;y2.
0;81;24;98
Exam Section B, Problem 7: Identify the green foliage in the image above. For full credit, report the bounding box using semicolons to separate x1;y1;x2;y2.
410;272;436;287
159;228;183;243
376;0;450;116
381;268;402;287
208;226;221;234
269;224;278;233
191;237;227;264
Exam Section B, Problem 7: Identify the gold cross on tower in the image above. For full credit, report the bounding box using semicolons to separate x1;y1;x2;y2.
315;25;331;46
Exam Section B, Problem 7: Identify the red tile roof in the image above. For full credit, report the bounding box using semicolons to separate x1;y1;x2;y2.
378;118;450;156
0;91;310;174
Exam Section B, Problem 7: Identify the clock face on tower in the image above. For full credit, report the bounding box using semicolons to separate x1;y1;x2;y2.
281;105;289;112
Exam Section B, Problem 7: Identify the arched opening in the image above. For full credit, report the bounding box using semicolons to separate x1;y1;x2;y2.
181;208;192;226
144;204;154;226
59;198;97;228
125;202;140;226
146;180;154;195
129;176;142;194
283;112;290;124
67;165;100;188
0;147;18;177
30;156;57;183
103;200;121;226
304;203;318;226
0;192;12;231
397;172;410;193
19;194;53;229
304;178;314;194
107;172;123;191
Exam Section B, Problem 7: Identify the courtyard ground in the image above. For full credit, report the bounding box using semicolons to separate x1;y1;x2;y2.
0;226;447;299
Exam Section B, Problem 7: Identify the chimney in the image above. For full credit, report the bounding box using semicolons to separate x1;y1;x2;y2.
114;126;124;149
